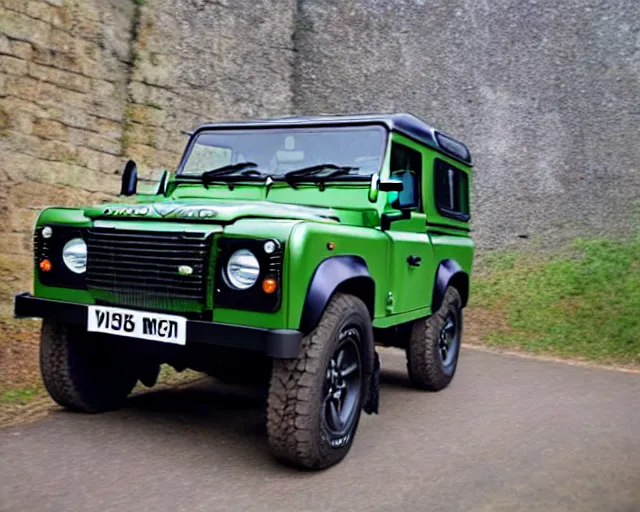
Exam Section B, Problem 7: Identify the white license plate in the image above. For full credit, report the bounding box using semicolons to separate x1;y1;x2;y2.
87;305;187;345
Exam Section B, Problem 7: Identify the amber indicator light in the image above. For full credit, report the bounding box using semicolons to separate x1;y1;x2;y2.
262;277;278;294
39;259;52;272
327;242;335;251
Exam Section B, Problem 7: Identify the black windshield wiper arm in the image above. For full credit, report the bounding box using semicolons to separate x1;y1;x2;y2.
212;168;273;182
322;168;359;179
284;164;359;185
201;162;259;180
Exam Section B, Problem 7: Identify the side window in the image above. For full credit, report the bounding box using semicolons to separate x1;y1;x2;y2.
433;158;470;221
390;142;422;211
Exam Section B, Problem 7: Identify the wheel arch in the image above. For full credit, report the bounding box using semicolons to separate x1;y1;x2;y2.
298;254;379;415
432;259;470;312
299;255;375;335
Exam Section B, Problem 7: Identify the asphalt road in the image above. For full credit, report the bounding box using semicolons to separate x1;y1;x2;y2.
1;348;639;512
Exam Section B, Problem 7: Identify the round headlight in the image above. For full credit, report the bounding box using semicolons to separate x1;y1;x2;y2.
225;249;260;290
62;238;87;274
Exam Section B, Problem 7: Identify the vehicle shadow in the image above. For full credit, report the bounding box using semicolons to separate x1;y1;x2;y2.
124;365;416;421
125;378;269;438
66;367;418;471
379;367;415;390
126;365;414;419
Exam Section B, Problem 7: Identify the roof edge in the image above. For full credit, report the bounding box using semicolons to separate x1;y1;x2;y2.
187;112;473;167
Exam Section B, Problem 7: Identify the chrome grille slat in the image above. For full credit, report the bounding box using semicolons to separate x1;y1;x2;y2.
86;264;204;277
90;252;205;263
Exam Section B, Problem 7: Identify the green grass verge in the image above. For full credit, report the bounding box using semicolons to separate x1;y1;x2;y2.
1;387;41;405
469;234;640;365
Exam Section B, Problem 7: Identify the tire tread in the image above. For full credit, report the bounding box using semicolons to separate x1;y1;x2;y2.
406;287;463;391
40;319;137;413
266;293;369;469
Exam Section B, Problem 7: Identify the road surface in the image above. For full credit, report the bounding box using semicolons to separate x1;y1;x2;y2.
1;348;639;512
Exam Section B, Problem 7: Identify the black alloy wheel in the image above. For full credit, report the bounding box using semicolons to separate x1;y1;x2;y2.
322;329;362;441
438;312;460;375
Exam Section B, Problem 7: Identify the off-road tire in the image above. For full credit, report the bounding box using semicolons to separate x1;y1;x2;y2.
406;286;463;391
40;319;138;413
266;293;372;470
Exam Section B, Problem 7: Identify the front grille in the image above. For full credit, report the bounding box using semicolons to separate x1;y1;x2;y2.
86;228;211;311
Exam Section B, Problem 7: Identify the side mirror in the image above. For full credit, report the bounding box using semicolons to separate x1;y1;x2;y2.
380;170;419;231
368;174;404;203
379;179;403;192
390;170;419;210
120;160;138;196
155;169;168;196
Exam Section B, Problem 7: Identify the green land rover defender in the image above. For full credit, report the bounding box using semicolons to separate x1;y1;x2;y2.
14;113;474;470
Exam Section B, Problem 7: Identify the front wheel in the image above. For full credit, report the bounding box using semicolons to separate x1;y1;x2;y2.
406;286;463;391
266;293;371;470
40;319;138;413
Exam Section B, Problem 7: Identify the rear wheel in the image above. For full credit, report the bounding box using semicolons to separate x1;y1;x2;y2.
406;287;463;391
40;319;138;413
266;293;370;470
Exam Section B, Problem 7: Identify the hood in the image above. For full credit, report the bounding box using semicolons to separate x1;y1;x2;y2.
83;199;342;224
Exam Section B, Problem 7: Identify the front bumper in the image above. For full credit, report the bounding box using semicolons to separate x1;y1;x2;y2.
13;292;302;358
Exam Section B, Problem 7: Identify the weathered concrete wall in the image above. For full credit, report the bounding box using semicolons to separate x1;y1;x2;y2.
125;0;295;170
294;0;640;250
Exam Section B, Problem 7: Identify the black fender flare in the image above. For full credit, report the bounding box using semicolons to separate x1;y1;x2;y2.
299;255;379;415
299;255;375;334
432;259;470;312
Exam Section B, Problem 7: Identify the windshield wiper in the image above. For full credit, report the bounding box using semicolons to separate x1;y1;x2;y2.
201;162;259;180
173;162;271;189
283;164;360;187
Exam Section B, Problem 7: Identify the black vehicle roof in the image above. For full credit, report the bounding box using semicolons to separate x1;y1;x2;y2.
191;112;472;166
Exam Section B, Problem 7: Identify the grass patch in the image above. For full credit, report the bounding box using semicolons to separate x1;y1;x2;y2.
132;364;202;394
1;387;40;405
468;234;640;366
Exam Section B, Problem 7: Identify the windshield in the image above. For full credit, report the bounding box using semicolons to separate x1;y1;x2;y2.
179;125;387;179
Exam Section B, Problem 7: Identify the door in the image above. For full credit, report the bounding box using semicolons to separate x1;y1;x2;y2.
384;137;436;315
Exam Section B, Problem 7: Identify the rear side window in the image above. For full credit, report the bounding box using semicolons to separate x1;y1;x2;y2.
433;158;470;221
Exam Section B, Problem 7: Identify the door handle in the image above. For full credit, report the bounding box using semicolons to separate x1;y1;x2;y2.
407;255;422;267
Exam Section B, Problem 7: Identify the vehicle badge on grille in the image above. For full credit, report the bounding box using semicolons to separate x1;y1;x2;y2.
103;206;148;216
153;204;177;217
178;265;193;276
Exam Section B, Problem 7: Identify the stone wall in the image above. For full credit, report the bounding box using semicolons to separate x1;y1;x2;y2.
0;0;295;315
0;0;135;314
1;0;639;315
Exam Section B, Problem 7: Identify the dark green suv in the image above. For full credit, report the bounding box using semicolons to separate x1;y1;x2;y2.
14;113;474;470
